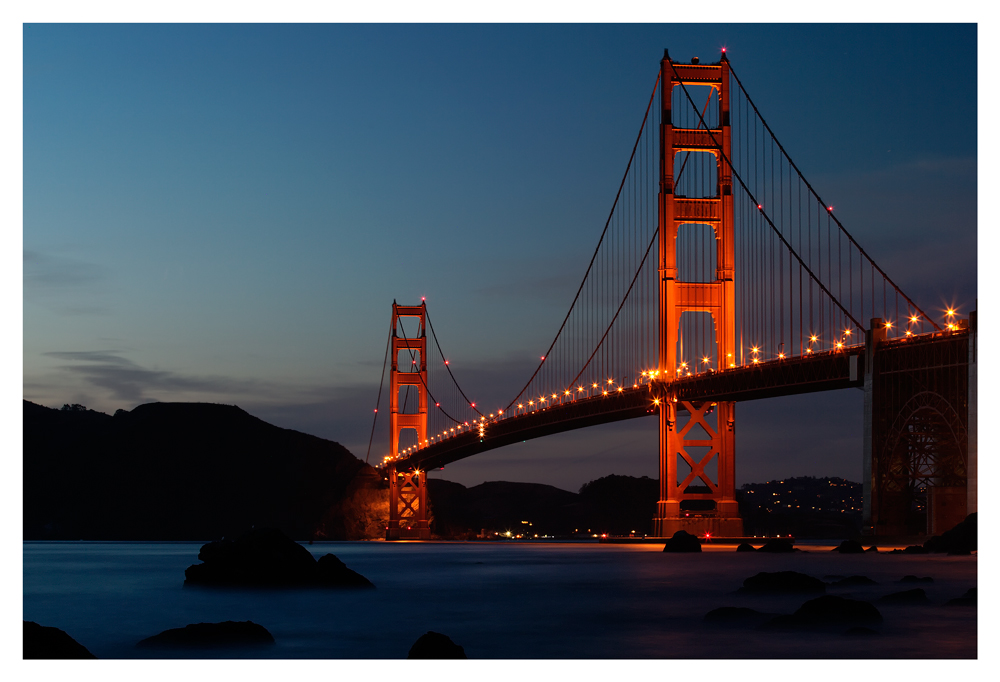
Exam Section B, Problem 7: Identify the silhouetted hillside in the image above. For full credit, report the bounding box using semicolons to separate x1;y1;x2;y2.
736;476;862;538
427;474;658;538
23;400;385;540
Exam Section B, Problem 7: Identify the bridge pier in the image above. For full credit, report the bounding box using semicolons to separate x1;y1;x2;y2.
653;398;743;538
386;302;431;541
864;316;972;538
386;466;430;540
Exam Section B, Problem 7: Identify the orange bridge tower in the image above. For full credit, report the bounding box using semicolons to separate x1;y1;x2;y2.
386;301;431;540
654;50;743;538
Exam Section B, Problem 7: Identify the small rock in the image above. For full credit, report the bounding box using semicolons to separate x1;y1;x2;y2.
762;595;882;630
830;575;878;587
316;554;376;588
407;631;467;659
757;538;796;553
736;542;756;552
945;588;976;607
662;530;702;553
897;575;933;584
23;621;96;659
136;621;275;648
833;540;865;554
902;545;928;554
739;571;826;595
864;545;879;553
876;588;929;605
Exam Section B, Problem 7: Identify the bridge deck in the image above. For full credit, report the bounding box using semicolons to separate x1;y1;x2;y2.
388;330;966;473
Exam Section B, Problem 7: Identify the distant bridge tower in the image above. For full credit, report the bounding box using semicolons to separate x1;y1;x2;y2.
386;301;430;540
654;50;743;537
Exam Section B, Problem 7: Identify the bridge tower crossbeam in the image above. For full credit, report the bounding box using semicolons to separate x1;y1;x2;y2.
654;50;742;537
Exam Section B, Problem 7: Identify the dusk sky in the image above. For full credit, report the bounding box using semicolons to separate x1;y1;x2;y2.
22;23;978;492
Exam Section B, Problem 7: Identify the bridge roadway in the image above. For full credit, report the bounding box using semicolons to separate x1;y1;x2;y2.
387;330;965;473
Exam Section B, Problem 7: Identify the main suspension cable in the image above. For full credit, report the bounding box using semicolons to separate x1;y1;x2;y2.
365;321;392;464
505;70;661;412
727;62;939;330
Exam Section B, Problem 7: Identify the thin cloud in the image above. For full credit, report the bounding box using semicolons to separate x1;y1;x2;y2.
24;250;107;291
44;350;268;403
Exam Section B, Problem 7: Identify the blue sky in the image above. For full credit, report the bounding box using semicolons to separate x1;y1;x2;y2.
22;23;978;491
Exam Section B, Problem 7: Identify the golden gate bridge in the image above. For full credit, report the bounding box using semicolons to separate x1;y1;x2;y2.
366;49;975;542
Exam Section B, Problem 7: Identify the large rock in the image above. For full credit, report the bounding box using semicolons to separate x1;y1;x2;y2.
184;527;374;588
763;595;882;630
23;621;96;659
757;538;796;553
877;588;929;605
136;621;274;648
736;542;756;552
407;631;467;658
833;539;865;554
739;571;826;595
662;530;702;552
924;513;977;554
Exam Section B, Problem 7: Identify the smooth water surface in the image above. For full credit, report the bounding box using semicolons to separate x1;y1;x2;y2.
23;541;976;658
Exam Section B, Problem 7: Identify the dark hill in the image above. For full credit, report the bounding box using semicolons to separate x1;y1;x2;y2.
23;400;384;540
426;475;659;538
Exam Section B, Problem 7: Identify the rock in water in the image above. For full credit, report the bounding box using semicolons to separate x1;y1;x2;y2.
757;538;795;553
877;588;930;605
945;588;977;607
23;621;96;659
924;513;977;554
763;595;882;630
739;571;826;595
136;621;274;648
792;595;883;626
184;527;374;588
662;530;702;552
833;539;865;554
897;575;933;584
830;575;878;587
316;553;375;588
407;631;467;658
736;542;756;552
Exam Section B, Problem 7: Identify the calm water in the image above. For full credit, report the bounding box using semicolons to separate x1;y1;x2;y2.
23;541;976;659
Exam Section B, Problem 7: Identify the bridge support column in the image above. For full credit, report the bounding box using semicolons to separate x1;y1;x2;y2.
653;50;742;539
866;318;970;538
386;302;431;541
967;308;977;516
386;466;430;540
654;398;743;538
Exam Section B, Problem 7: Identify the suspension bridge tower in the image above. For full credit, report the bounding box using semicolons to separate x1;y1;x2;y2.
654;50;743;538
386;301;431;540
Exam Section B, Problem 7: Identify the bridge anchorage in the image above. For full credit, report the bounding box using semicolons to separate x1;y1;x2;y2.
372;48;975;541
